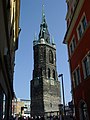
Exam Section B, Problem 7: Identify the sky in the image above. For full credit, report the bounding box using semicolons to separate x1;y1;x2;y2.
14;0;72;104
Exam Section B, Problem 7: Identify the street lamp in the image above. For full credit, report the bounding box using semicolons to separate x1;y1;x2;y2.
58;74;66;118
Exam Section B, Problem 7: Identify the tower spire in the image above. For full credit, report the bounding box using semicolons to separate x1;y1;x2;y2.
42;0;45;23
39;0;50;43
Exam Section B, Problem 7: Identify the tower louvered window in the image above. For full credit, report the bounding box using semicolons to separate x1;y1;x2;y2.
49;50;53;64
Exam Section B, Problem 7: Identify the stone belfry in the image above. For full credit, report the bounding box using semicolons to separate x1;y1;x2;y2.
30;4;61;117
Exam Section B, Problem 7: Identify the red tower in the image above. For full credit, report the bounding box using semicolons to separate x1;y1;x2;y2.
64;0;90;119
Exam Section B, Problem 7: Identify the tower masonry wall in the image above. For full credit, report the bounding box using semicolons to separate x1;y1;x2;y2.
31;77;61;117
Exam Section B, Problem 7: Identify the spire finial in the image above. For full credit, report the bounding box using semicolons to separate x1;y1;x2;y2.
42;0;45;23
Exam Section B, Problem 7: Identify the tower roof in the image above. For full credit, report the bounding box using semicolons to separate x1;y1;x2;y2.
33;2;56;48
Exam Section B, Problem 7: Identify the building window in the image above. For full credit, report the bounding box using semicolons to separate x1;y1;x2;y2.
73;67;81;88
77;14;87;40
48;68;50;79
82;52;90;79
78;24;83;39
69;36;76;56
82;16;87;31
70;43;73;55
79;101;89;120
49;50;53;64
72;37;76;49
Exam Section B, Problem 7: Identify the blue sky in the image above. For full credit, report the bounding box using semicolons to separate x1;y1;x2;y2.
14;0;72;104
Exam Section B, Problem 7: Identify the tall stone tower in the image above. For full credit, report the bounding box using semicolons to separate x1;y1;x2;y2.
30;5;61;117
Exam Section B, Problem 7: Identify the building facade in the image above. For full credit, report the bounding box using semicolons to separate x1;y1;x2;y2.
0;0;20;119
64;0;90;119
20;99;31;117
12;98;30;117
16;98;24;116
31;5;61;118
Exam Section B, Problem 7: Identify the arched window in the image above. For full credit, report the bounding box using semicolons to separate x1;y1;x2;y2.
79;100;89;120
53;70;55;80
48;68;50;79
49;50;53;64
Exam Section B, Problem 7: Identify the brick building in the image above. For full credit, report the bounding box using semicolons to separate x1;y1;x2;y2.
0;0;20;119
64;0;90;119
